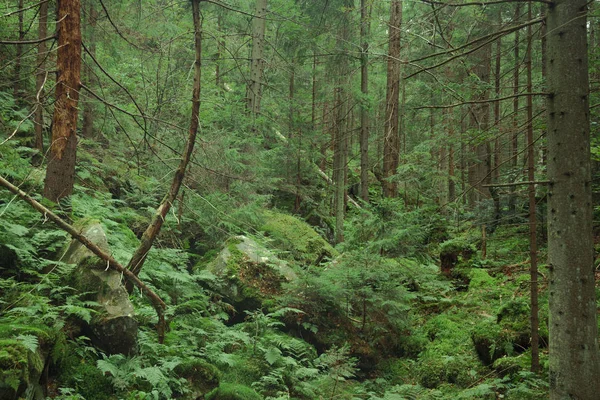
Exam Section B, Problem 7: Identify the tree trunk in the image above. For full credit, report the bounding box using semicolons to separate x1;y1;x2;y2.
509;3;521;215
43;0;82;203
333;85;347;243
383;0;402;198
216;13;224;89
82;0;98;138
246;0;267;116
546;1;600;398
332;1;353;244
525;1;539;373
13;0;24;103
126;0;203;278
34;0;49;157
467;42;492;206
492;9;502;225
359;0;370;203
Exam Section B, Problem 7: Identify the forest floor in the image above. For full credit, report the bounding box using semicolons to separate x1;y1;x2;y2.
0;142;574;400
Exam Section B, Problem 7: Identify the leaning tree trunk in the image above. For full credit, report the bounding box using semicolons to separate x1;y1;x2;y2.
126;0;203;279
383;0;402;198
43;0;82;203
546;1;600;398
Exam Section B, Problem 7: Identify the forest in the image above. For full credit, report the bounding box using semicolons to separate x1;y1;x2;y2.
0;0;599;398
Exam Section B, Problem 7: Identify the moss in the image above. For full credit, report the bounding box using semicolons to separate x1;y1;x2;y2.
205;383;263;400
470;319;512;365
468;269;497;290
174;360;221;396
261;210;337;265
415;314;484;389
54;340;113;400
0;339;29;391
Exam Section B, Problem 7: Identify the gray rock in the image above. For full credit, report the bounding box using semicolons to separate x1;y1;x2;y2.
61;221;137;355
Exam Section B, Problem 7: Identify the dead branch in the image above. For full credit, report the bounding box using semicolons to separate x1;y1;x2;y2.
0;175;167;342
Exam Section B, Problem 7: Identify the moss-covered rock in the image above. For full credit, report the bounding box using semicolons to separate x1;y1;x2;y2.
174;360;221;398
439;238;476;277
205;383;263;400
261;210;337;265
206;236;297;320
61;221;137;355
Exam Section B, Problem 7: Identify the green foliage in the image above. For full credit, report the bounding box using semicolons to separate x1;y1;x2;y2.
206;383;263;400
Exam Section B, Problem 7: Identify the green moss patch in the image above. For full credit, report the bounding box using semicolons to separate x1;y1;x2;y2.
261;210;337;265
206;383;263;400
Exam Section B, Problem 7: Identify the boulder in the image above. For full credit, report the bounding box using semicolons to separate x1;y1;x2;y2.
62;221;137;355
261;210;337;266
206;235;296;318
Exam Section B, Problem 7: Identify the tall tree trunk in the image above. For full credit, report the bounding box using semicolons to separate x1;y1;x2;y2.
126;0;203;278
246;0;267;116
526;1;539;373
509;3;521;215
332;1;353;244
216;13;224;89
467;43;492;206
383;0;402;198
492;9;502;225
82;0;98;138
34;0;49;157
13;0;24;102
43;0;82;203
359;0;370;203
546;1;600;398
333;84;347;243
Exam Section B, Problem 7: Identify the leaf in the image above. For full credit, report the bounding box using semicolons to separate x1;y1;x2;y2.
16;334;38;352
97;359;121;377
4;222;28;237
265;347;282;365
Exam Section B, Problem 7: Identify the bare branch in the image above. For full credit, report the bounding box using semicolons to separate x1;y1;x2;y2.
0;175;167;343
413;92;548;110
0;35;56;45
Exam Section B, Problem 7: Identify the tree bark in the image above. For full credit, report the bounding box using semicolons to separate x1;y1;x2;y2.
467;41;492;206
126;0;202;278
525;1;539;373
246;0;267;116
546;0;600;397
332;0;353;243
34;0;49;157
43;0;82;203
509;3;521;215
359;0;370;203
383;0;402;198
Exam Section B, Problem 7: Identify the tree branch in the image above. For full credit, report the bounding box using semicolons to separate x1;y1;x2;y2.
413;92;548;109
419;0;553;7
0;35;56;45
